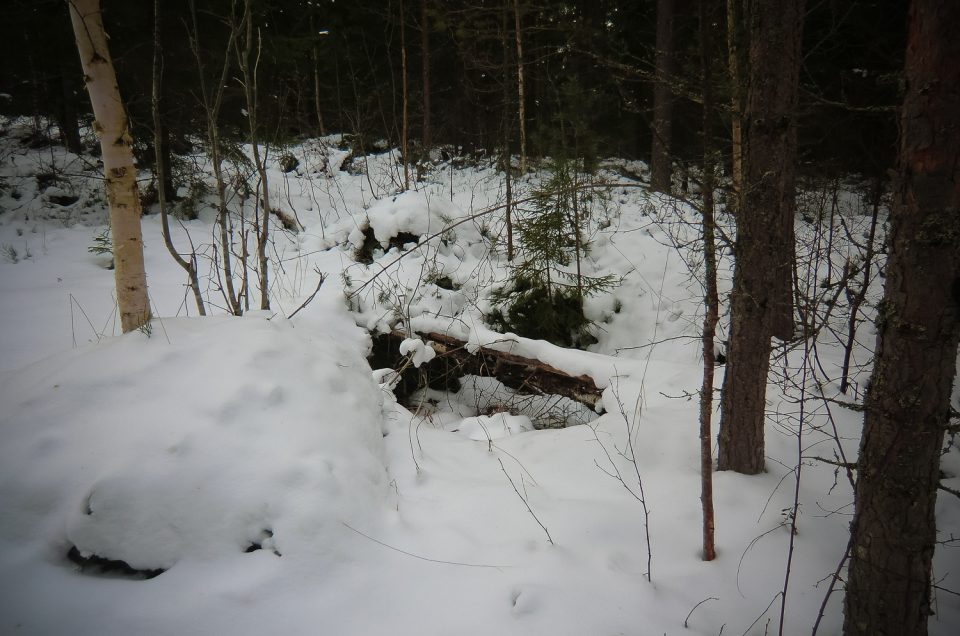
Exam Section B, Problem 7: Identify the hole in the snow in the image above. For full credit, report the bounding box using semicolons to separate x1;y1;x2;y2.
244;528;281;556
353;224;421;264
66;545;165;580
369;331;602;433
47;193;79;207
408;375;599;433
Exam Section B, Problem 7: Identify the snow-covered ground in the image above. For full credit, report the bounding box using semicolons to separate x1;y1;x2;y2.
1;118;958;635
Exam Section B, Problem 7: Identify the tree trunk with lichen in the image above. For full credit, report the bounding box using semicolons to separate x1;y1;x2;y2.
843;1;960;633
68;0;150;333
718;0;803;474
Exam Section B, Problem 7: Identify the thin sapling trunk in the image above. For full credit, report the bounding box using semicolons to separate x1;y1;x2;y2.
153;0;205;316
698;0;717;562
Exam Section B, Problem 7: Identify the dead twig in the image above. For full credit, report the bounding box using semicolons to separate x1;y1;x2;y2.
684;596;719;628
287;270;327;319
341;522;508;569
498;458;554;545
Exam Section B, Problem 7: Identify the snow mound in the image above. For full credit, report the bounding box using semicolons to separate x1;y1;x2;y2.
362;190;460;247
456;413;533;441
0;315;388;571
398;337;436;367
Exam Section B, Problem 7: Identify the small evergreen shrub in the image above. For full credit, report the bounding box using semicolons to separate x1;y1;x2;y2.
279;153;299;173
176;179;210;221
488;276;595;348
88;227;114;269
487;158;614;348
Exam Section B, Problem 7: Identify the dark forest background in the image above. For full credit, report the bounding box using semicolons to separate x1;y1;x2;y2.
0;0;905;182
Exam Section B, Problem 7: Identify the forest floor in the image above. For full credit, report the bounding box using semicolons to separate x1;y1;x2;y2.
0;117;958;635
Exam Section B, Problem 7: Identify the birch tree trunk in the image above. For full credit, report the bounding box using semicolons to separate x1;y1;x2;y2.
68;0;150;333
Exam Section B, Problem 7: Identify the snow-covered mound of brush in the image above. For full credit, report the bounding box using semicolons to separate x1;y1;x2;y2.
0;314;389;571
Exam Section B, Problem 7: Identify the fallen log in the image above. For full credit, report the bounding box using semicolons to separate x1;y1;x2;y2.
370;330;604;409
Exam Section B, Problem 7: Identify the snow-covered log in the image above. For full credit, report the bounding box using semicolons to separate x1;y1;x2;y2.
376;330;604;409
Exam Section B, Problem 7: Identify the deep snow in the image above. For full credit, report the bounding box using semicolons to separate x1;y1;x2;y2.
0;118;957;635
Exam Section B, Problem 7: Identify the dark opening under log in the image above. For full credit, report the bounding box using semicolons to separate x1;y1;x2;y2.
67;545;165;580
370;330;604;409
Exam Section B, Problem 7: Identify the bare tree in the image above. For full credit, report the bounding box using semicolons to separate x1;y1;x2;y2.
153;0;205;316
236;0;272;309
838;179;882;394
843;0;960;633
718;0;804;474
67;0;150;333
188;0;242;315
697;0;717;562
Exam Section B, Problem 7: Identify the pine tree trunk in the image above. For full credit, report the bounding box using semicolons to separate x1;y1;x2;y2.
56;52;83;155
650;0;675;193
400;0;410;190
310;15;327;137
68;0;150;334
420;0;431;151
843;1;960;633
743;0;800;342
513;0;526;174
718;0;804;474
717;304;769;473
726;0;745;211
501;0;514;262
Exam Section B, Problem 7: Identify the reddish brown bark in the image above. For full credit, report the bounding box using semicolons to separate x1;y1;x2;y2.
843;1;960;633
698;0;717;562
718;0;804;474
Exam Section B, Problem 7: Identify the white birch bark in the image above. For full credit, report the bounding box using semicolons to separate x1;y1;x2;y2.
68;0;151;333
